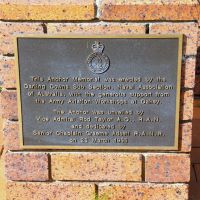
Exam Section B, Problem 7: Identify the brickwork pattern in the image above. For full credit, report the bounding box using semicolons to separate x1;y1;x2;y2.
194;25;200;96
5;152;49;181
51;153;142;181
99;183;188;200
0;0;95;21
6;181;96;200
99;0;199;21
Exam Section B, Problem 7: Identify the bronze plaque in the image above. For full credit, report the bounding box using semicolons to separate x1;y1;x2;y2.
16;35;182;150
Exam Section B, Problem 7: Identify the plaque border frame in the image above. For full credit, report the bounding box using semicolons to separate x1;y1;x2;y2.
15;34;183;151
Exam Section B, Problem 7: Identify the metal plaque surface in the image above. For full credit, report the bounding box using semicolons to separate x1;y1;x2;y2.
16;35;182;150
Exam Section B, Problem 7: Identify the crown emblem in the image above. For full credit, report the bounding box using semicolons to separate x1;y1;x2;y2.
92;41;104;53
87;41;110;74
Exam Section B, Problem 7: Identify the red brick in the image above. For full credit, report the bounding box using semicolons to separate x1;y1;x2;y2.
0;0;95;21
145;154;190;183
180;90;193;121
6;181;95;200
1;90;18;120
0;22;43;55
47;22;146;35
194;47;200;95
3;120;20;151
98;183;188;200
150;23;198;55
99;0;200;21
5;152;49;181
0;57;16;88
179;123;192;152
51;152;142;181
181;57;196;89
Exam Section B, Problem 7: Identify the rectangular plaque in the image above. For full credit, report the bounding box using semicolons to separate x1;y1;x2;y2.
16;35;183;150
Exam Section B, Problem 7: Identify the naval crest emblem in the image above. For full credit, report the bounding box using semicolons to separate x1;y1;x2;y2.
87;41;110;74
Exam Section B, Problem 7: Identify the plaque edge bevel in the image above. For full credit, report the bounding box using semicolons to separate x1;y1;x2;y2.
15;34;183;151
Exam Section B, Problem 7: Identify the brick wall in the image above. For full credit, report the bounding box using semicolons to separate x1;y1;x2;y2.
0;1;199;200
194;23;200;96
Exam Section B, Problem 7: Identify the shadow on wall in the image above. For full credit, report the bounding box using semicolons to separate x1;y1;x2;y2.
189;118;200;200
194;46;200;98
